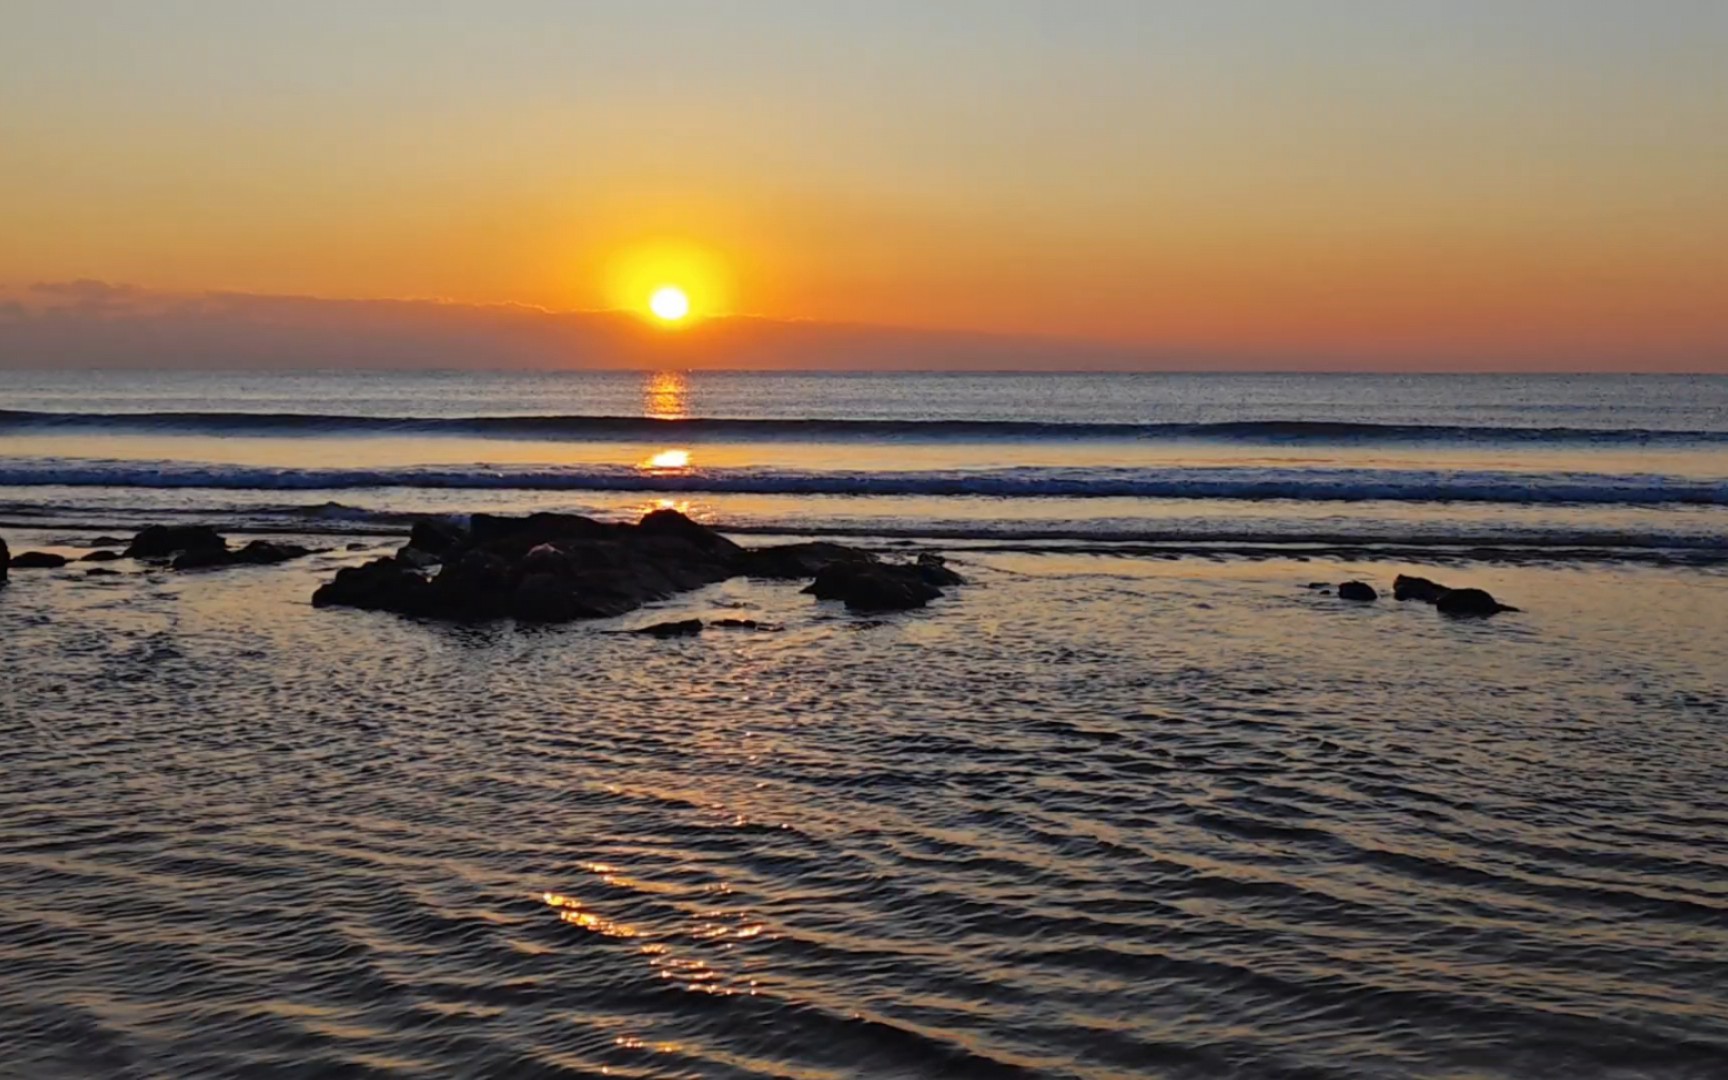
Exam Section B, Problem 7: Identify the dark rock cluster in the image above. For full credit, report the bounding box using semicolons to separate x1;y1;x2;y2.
312;509;964;622
1393;574;1518;616
124;524;313;570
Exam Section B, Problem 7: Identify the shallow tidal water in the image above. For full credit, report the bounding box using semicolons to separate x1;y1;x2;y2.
3;534;1726;1079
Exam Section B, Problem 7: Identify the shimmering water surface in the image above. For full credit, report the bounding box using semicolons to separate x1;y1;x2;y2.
2;371;1726;1078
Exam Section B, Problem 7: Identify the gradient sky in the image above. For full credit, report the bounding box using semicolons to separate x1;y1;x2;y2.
2;0;1725;368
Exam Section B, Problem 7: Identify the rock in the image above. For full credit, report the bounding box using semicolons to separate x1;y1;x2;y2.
87;536;126;547
1337;581;1378;602
312;556;433;614
741;541;877;579
85;567;122;577
709;618;778;631
10;551;68;569
1305;582;1331;590
1436;587;1517;617
171;539;312;571
396;546;441;570
313;508;964;624
634;618;704;638
1393;574;1450;603
407;518;468;556
0;535;9;584
915;553;964;587
80;550;123;562
126;525;227;560
231;540;313;565
804;560;944;612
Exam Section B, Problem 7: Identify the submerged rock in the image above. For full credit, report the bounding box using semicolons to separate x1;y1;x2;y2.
804;560;945;612
1436;587;1517;617
85;567;122;577
634;618;704;638
314;510;964;624
1393;572;1519;616
11;551;68;569
1337;581;1378;602
709;617;778;631
80;550;123;562
1393;574;1450;603
172;539;313;571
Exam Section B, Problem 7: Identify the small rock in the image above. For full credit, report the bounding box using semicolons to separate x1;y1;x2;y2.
635;618;704;638
87;536;127;547
85;567;122;577
1436;587;1516;617
1305;582;1330;590
709;618;779;631
1337;581;1378;602
804;560;945;612
11;551;68;569
81;550;123;562
1393;574;1450;603
126;525;227;560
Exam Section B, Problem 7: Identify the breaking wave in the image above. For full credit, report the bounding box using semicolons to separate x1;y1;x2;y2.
2;459;1725;506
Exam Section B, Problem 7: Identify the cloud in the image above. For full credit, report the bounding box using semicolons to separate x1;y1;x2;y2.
0;282;1193;372
0;282;1721;371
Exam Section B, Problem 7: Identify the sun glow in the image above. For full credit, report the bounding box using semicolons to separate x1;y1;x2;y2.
644;448;691;470
603;239;732;323
649;286;690;322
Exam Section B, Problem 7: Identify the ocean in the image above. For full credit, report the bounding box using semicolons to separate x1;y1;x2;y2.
2;370;1725;1078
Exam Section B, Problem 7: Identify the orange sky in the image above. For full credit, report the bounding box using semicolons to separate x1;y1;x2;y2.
1;2;1724;369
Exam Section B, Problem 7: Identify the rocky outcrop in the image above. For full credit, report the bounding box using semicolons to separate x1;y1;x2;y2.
314;510;964;623
1337;581;1378;601
10;551;68;569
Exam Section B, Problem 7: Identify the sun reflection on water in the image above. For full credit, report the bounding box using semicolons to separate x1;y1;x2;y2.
643;370;688;420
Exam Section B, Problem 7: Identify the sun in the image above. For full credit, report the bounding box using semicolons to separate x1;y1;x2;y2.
649;286;690;322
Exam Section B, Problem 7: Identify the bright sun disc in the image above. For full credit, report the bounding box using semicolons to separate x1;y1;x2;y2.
649;286;690;321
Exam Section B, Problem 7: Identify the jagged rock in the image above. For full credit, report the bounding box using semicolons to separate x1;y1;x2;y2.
11;551;68;569
1436;587;1517;617
1393;574;1450;603
1337;581;1378;602
634;618;704;638
126;525;227;560
80;550;123;562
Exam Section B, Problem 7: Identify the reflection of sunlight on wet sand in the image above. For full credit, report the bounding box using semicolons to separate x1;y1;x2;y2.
644;448;690;470
644;370;688;420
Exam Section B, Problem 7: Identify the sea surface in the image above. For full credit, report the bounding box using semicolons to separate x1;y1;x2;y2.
2;370;1726;1078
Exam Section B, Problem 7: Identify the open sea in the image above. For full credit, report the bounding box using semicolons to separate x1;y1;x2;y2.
2;370;1726;1079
